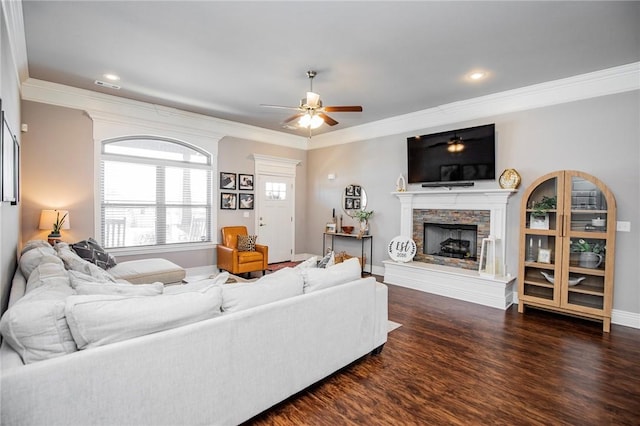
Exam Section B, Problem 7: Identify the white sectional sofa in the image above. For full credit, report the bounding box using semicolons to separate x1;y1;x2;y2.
0;242;388;426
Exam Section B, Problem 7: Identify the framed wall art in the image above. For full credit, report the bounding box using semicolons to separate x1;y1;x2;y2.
239;174;254;190
239;193;254;209
220;192;237;210
220;172;236;190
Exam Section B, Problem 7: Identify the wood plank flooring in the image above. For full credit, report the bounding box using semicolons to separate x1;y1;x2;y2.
244;283;640;425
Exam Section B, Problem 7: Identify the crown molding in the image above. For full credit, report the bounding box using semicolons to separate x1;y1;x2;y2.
2;0;29;84
308;62;640;149
21;78;308;149
21;61;639;152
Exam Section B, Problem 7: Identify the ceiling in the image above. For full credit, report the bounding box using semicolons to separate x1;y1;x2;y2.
20;1;640;138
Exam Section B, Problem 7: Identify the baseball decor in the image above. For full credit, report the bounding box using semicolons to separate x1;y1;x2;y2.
387;236;417;262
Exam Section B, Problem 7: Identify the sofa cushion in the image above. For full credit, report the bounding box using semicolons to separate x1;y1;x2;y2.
54;242;117;282
301;257;361;293
221;267;303;313
294;256;318;270
70;238;117;270
108;258;186;284
69;271;164;296
25;258;70;294
164;272;229;295
237;234;257;252
0;277;77;364
65;286;223;350
18;245;59;281
21;239;54;255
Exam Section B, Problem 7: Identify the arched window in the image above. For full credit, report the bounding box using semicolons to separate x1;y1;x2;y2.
100;136;212;249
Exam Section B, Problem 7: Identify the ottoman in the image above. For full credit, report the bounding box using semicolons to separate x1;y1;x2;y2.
109;258;186;284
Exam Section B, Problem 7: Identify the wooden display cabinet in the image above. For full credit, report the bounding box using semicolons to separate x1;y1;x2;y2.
518;170;616;332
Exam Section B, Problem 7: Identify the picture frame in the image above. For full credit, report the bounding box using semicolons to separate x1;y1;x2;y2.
239;193;254;210
219;172;236;190
239;174;254;190
325;223;336;233
220;192;237;210
2;110;17;203
344;197;354;209
537;248;552;264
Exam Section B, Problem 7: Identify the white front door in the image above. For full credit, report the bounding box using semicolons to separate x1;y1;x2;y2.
256;175;294;263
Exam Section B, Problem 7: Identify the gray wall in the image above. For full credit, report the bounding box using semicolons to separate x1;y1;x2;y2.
306;91;640;314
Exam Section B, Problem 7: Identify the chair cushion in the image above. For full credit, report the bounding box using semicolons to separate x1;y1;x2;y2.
108;258;186;284
237;251;263;264
237;234;257;251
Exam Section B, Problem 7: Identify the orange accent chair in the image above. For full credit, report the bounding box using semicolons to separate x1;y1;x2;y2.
217;226;268;277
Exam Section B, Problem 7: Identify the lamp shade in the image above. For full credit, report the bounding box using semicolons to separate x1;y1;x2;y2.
39;209;70;231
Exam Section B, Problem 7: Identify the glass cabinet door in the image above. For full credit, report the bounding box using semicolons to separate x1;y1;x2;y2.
561;174;609;312
520;173;563;305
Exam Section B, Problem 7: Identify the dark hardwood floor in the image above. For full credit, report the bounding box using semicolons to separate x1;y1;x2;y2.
245;282;640;425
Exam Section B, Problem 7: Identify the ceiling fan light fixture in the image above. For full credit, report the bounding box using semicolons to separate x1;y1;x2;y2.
306;91;320;108
298;113;324;129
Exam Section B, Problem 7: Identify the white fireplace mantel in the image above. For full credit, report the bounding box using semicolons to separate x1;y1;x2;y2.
385;188;517;310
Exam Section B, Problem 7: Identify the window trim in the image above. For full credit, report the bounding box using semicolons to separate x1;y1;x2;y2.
100;135;213;250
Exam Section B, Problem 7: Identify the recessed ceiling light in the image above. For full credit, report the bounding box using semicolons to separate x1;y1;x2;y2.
468;71;487;81
103;73;120;81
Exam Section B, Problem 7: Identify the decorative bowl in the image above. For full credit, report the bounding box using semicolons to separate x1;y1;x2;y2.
341;226;354;234
540;271;585;286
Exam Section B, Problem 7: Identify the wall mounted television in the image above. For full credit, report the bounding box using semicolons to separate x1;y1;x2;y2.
407;123;495;185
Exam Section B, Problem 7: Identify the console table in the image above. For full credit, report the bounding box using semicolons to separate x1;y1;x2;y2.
322;232;373;275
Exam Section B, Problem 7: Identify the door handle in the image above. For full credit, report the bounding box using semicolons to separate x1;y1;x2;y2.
259;223;266;227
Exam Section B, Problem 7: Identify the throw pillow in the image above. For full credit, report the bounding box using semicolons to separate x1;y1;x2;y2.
55;243;117;282
221;267;303;313
71;238;117;270
302;257;361;293
237;234;257;252
294;256;318;270
317;251;335;268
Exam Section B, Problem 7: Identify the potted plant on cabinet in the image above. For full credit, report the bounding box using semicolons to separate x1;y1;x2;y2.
571;239;604;269
530;196;556;230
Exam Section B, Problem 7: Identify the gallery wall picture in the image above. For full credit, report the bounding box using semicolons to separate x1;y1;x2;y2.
239;193;254;210
239;174;254;190
220;172;236;190
220;192;237;210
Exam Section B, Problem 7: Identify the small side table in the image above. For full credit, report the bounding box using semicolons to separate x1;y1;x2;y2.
322;232;373;275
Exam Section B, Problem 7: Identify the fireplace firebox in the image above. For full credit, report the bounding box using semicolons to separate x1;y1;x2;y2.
424;223;478;260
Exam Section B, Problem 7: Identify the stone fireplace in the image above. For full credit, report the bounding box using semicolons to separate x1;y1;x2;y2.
415;210;490;270
383;188;516;310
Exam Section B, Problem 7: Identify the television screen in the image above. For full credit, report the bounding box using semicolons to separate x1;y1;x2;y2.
407;124;495;184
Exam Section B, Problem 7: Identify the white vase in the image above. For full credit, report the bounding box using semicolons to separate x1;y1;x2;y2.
359;220;369;235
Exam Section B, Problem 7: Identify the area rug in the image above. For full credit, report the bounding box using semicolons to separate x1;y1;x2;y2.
388;320;402;333
267;261;302;272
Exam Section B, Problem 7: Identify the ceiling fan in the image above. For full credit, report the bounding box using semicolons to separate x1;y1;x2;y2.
260;70;363;137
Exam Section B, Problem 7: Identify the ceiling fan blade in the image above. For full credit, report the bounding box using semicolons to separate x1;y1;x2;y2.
282;113;304;124
323;105;363;112
318;112;339;126
260;104;302;111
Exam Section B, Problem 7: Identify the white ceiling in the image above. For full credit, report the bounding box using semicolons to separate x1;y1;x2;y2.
20;1;640;137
